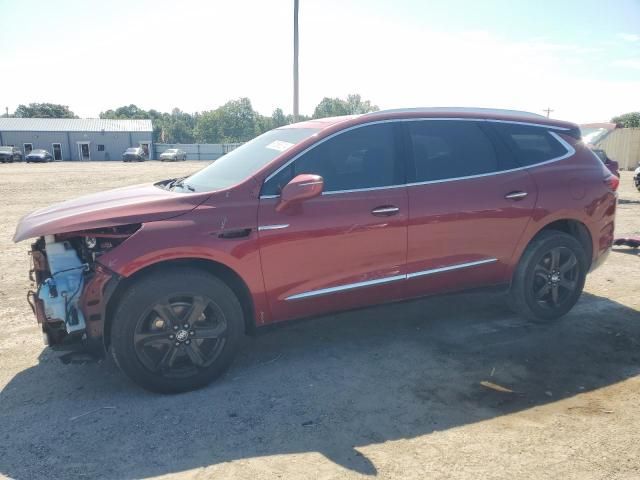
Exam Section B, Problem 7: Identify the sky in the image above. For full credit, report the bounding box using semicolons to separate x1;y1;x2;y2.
1;0;639;123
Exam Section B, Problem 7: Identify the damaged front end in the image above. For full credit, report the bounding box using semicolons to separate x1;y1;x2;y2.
27;225;138;354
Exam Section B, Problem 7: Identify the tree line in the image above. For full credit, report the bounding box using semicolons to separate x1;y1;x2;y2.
12;101;637;137
5;95;379;144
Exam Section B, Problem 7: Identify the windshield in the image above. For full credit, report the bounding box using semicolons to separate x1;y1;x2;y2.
165;149;178;153
0;147;12;152
125;148;139;153
31;150;45;154
184;127;320;191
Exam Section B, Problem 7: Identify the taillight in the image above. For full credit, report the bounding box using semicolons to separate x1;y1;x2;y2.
605;174;619;192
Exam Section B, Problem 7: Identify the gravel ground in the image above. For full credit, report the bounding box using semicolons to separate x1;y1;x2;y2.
0;162;639;480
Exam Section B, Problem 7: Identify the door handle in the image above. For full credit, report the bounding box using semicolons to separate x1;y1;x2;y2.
371;206;400;216
504;191;528;200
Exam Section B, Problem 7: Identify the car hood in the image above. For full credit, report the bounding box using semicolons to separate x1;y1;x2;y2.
13;183;210;242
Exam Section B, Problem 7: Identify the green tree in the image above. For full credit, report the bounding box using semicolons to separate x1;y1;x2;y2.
194;110;222;143
271;108;287;128
216;98;259;142
312;94;378;119
14;103;77;118
345;94;379;114
163;108;196;143
100;104;150;119
255;114;274;135
611;112;640;128
312;97;350;119
195;98;260;143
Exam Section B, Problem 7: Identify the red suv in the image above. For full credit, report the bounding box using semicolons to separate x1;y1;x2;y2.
14;108;617;393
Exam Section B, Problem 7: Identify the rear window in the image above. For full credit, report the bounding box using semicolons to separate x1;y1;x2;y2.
492;124;569;166
407;120;503;182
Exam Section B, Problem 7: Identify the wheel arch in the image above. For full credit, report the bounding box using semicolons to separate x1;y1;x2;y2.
523;218;593;269
103;258;257;350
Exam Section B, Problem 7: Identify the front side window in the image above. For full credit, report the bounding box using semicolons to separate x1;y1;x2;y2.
492;123;568;166
262;123;401;196
407;121;500;182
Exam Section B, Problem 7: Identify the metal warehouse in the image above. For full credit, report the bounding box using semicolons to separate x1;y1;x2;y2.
0;118;153;161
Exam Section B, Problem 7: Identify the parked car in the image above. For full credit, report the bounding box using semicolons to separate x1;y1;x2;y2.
122;147;146;162
160;149;188;161
590;148;619;178
634;162;640;191
13;108;618;393
25;149;53;163
0;146;23;163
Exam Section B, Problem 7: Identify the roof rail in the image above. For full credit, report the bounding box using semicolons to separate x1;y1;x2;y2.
365;107;545;118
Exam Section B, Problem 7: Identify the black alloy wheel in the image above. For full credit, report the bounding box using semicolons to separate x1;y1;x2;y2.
509;231;587;322
110;268;243;393
532;246;579;310
133;295;229;378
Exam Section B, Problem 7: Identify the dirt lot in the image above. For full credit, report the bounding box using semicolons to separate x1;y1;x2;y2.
0;161;638;480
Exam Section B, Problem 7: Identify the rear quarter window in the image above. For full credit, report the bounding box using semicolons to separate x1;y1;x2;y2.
492;123;569;167
407;120;515;183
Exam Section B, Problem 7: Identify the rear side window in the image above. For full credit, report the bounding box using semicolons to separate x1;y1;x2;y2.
492;123;568;167
407;121;502;182
262;123;402;195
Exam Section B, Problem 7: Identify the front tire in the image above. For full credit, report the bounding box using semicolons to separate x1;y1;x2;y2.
110;268;244;393
509;231;587;322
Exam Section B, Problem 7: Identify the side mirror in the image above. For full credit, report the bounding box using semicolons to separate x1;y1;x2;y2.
276;174;324;212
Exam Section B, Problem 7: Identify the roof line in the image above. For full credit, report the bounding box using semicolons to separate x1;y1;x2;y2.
365;107;546;118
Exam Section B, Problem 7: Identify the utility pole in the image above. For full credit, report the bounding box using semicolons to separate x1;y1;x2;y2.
4;107;8;118
543;107;554;118
293;0;299;122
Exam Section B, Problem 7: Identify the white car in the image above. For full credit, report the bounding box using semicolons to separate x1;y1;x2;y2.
159;149;187;161
633;162;640;191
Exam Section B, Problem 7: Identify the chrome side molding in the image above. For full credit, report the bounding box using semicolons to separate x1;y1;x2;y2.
285;258;498;301
285;274;406;301
405;258;497;279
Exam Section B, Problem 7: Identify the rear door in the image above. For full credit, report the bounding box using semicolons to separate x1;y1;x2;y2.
258;122;408;322
403;119;538;298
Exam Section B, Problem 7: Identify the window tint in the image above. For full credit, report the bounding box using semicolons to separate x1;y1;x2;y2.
407;121;500;182
262;123;401;195
492;123;568;166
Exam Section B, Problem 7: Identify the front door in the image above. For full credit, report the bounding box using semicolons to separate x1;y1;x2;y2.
52;143;62;161
78;142;90;161
258;122;408;322
403;120;537;298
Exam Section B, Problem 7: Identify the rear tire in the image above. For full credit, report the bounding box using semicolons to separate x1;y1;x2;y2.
509;231;587;322
110;268;244;393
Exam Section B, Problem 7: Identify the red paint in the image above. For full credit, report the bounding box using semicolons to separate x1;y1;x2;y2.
14;109;616;340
